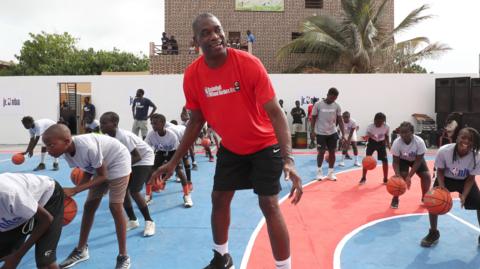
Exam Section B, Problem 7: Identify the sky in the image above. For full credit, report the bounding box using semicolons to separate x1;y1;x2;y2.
0;0;478;74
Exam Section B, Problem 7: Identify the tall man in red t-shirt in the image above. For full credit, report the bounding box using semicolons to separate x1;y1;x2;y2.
151;13;303;269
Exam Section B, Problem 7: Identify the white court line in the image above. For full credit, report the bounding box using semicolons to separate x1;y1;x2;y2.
332;214;426;269
447;212;480;233
239;166;362;269
0;159;11;163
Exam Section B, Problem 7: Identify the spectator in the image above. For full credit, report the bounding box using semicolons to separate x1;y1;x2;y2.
132;89;157;139
81;96;96;131
161;32;169;54
290;100;306;135
246;30;256;43
170;35;179;55
188;40;197;54
279;99;287;116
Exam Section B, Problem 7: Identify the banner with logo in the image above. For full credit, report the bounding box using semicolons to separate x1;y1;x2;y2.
235;0;284;12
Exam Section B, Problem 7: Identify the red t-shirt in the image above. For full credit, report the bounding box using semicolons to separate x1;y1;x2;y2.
183;48;277;155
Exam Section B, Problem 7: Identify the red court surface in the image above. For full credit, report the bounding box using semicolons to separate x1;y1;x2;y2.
246;162;445;269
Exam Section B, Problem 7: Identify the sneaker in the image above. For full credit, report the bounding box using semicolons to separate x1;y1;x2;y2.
59;246;89;268
203;250;234;269
324;172;337;181
354;161;361;167
209;157;215;162
338;162;345;167
115;255;131;269
359;178;366;185
390;197;399;209
175;176;181;182
420;229;440;247
183;194;193;208
143;220;155;237
192;163;198;171
53;162;59;171
316;168;324;181
383;178;388;185
145;195;153;205
33;163;46;171
345;155;352;160
127;219;140;231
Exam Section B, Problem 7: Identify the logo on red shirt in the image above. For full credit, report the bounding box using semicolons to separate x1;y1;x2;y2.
204;83;240;98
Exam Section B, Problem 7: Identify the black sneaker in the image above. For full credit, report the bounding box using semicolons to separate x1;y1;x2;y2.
33;163;46;171
115;255;131;269
59;246;89;268
203;250;234;269
383;178;388;185
345;155;352;160
359;178;366;185
53;162;59;171
390;197;399;209
420;229;440;247
192;163;198;171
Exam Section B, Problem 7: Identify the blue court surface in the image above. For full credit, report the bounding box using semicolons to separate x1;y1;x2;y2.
1;150;479;269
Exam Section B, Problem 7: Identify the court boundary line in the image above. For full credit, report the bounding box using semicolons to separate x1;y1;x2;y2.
239;166;362;269
447;212;480;233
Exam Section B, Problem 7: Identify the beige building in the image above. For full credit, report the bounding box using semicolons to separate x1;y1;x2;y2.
150;0;394;74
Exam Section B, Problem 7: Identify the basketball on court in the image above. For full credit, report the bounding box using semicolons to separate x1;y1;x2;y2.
424;187;453;215
63;196;78;226
362;156;377;170
201;138;211;148
386;176;407;196
11;153;25;165
70;167;84;186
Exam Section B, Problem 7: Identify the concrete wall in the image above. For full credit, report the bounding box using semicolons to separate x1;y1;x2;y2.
0;73;476;144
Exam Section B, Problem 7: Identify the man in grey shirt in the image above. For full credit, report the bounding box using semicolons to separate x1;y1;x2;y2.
311;88;345;181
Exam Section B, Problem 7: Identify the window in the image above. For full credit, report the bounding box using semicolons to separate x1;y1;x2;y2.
305;0;323;9
292;32;302;40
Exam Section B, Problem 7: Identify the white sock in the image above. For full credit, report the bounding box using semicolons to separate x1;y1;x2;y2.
328;168;334;174
341;155;345;162
317;166;322;172
354;155;358;162
40;152;46;163
213;242;228;256
275;257;291;269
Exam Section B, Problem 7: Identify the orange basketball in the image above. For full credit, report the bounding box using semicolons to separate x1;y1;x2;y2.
70;167;84;186
63;196;78;226
11;153;25;165
386;176;407;196
424;187;452;215
201;138;211;148
362;156;377;170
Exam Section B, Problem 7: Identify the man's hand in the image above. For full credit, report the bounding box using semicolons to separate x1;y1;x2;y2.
404;175;412;190
284;159;303;205
63;187;77;197
460;193;467;208
150;161;177;186
1;253;21;269
23;150;33;158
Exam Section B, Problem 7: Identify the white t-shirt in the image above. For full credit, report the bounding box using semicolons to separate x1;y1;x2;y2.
391;135;427;162
343;118;358;141
166;122;186;142
435;143;480;180
86;119;100;130
114;129;154;166
63;134;131;179
0;173;55;232
366;123;390;142
145;129;179;152
29;119;56;137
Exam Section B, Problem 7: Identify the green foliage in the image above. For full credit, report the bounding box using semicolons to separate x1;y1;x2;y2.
2;32;149;75
278;0;450;73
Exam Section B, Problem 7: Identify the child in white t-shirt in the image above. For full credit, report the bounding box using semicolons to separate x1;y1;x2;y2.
0;173;64;269
42;124;132;269
21;116;59;171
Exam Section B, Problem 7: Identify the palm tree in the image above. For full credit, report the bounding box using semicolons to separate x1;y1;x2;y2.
277;0;450;73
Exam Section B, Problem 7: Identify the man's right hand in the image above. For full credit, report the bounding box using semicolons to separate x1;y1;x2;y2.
149;161;177;186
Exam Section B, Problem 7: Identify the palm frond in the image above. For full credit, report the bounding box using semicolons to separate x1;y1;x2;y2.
393;4;432;35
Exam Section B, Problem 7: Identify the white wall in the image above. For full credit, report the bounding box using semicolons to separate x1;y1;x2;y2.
0;73;476;144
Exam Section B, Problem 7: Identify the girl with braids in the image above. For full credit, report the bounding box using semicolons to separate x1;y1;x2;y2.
391;122;431;209
421;127;480;247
